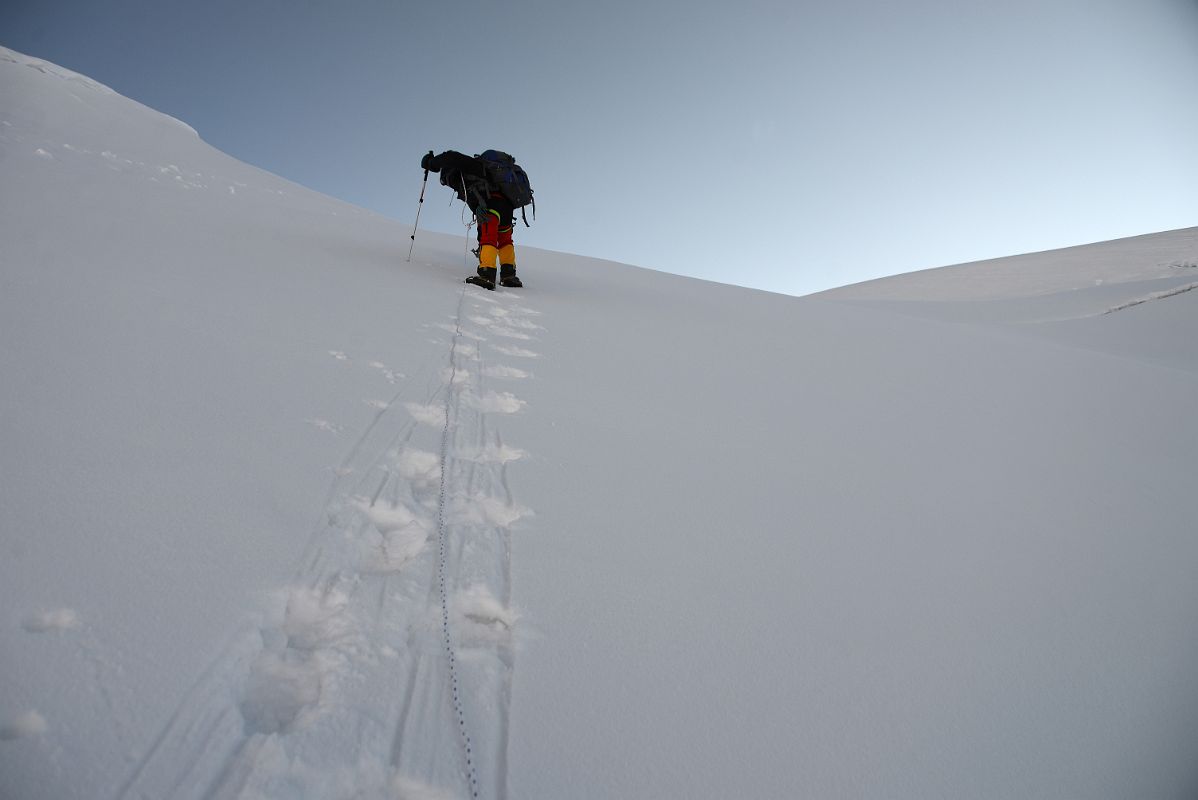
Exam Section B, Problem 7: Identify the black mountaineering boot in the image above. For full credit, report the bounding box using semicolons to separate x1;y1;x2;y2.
466;266;496;290
499;264;523;288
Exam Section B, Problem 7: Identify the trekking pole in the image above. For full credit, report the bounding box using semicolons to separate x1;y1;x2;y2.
406;151;433;262
460;174;479;269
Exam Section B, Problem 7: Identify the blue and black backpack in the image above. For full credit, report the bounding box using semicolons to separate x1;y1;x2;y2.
477;149;535;225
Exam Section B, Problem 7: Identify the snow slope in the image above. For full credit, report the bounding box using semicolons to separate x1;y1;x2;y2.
3;45;1198;799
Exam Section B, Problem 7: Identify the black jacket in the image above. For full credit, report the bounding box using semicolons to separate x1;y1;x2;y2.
424;150;489;208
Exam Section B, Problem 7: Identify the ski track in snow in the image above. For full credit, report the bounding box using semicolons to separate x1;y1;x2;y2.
116;285;538;800
1102;280;1198;315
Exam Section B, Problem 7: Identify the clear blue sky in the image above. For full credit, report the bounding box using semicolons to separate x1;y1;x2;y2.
4;0;1197;295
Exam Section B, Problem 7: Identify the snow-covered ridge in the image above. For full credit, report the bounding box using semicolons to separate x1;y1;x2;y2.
2;44;199;137
824;224;1198;301
0;45;117;95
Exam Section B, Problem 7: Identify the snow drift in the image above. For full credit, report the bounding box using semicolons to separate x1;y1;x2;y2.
3;45;1198;799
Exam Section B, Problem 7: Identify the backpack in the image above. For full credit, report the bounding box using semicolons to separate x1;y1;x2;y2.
477;150;535;224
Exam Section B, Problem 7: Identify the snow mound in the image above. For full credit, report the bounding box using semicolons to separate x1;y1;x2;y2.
0;711;48;740
21;609;82;633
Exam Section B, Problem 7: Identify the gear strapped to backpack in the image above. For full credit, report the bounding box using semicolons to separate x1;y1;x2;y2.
478;150;535;226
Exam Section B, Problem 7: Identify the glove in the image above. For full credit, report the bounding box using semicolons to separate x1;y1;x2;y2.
420;151;434;171
475;205;492;225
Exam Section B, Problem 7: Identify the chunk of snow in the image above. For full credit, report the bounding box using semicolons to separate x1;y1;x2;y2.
404;402;444;427
466;391;525;414
0;711;47;740
21;608;81;633
240;651;321;735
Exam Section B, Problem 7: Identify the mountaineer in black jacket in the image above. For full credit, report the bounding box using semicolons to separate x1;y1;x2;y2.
421;150;522;289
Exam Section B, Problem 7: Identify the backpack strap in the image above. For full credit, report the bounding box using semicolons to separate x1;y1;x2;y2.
519;198;535;227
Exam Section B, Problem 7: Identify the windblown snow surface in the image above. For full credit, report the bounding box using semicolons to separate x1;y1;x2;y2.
3;46;1198;799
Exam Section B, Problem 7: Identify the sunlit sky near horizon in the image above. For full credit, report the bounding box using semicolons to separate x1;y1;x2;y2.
4;0;1197;295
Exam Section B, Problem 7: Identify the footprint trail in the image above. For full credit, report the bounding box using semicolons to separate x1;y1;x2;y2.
116;286;542;799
